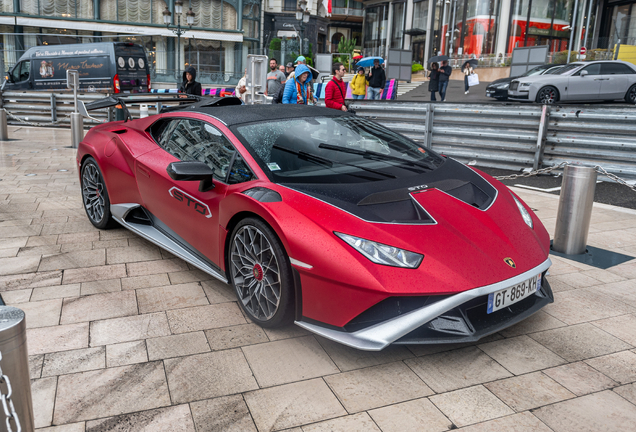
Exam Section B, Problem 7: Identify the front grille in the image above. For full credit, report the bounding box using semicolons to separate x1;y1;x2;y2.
510;81;519;91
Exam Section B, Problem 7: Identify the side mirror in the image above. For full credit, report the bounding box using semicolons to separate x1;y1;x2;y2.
580;70;588;77
167;161;215;192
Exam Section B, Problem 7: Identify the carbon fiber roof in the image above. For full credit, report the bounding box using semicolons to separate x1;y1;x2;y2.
191;104;347;126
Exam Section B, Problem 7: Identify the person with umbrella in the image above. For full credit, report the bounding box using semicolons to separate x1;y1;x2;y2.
462;60;476;94
439;60;452;101
428;62;440;101
366;58;386;100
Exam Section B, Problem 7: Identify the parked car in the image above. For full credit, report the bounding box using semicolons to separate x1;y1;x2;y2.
77;95;554;351
486;64;564;100
2;42;150;93
508;60;636;104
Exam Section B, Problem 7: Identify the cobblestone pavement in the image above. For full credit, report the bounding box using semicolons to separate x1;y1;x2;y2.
2;126;636;432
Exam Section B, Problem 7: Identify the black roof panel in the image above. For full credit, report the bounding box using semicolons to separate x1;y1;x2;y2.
190;104;348;126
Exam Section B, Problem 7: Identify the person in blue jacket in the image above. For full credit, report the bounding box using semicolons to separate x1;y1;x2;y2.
282;64;313;104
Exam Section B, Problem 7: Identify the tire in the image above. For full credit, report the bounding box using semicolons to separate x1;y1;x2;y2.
229;218;294;328
536;86;559;104
81;157;116;230
626;84;636;104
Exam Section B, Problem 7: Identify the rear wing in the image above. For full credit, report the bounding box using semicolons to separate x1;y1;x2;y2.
78;93;242;122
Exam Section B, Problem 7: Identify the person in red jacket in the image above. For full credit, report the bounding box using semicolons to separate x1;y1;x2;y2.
325;62;348;111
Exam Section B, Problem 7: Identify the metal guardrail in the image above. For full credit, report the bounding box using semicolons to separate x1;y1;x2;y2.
349;100;636;180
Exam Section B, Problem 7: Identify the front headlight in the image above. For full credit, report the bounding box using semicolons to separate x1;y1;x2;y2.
512;194;533;229
520;82;532;87
497;83;510;89
335;232;423;268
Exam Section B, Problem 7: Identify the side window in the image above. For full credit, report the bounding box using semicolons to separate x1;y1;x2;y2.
580;64;601;76
600;63;635;75
12;61;30;82
162;119;254;183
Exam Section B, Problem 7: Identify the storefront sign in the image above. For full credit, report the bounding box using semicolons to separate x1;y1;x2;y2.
527;27;570;38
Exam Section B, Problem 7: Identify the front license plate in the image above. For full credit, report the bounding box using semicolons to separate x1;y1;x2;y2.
487;274;541;314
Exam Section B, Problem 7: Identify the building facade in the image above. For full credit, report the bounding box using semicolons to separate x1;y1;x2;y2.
0;0;263;84
360;0;636;66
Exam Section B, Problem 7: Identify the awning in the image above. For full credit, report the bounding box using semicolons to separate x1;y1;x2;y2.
277;30;298;38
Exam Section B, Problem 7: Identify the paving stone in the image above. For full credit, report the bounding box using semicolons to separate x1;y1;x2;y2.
543;361;618;396
54;361;172;424
591;280;636;308
478;335;566;375
542;288;636;325
127;259;189;277
80;278;122;295
302;413;381;432
0;237;28;248
168;269;213;284
31;283;80;301
19;298;62;328
592;314;636;346
36;422;86;432
62;264;126;284
0;247;19;258
317;337;413;372
166;303;246;334
146;332;210;361
99;229;137;241
205;323;269;351
121;273;171;290
368;397;453;432
164;349;258;403
17;244;61;256
584;351;636;384
26;235;58;247
614;383;636;405
484;372;575;411
454;412;553;432
429;385;514;428
106;245;163;265
1;288;32;303
60;291;138;324
85;404;195;432
106;340;148;367
32;376;57;428
39;249;105;271
42;347;106;377
405;346;512;393
262;324;312;341
29;354;44;379
242;336;339;388
200;279;237;304
0;255;41;275
27;322;89;355
533;390;636;432
90;313;171;346
137;282;209;313
61;241;94;253
0;224;42;238
190;395;257;432
529;323;632;362
244;378;346;432
325;361;434;413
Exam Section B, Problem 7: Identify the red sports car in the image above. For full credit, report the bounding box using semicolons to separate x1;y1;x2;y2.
77;96;553;350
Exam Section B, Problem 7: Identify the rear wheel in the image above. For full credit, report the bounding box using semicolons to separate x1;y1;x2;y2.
536;86;559;104
81;157;116;229
626;84;636;104
229;218;294;328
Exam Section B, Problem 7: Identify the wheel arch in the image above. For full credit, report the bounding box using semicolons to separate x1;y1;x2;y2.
535;85;560;103
625;83;636;103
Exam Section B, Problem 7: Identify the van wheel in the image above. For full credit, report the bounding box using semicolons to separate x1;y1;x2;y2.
626;85;636;104
536;86;559;104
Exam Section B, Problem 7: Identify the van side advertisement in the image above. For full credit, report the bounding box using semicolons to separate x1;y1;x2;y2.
34;56;112;91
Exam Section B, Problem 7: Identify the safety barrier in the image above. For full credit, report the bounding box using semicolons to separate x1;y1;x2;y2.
348;100;636;179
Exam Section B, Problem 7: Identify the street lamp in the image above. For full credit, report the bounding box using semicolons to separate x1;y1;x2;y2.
295;0;310;55
163;0;195;81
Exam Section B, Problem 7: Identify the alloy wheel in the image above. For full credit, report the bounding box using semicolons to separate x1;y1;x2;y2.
230;225;281;321
82;163;106;224
537;87;557;104
629;86;636;104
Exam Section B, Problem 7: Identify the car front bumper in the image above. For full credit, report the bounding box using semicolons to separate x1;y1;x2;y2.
486;87;508;98
296;258;552;350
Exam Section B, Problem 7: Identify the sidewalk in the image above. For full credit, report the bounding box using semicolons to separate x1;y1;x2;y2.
1;126;636;432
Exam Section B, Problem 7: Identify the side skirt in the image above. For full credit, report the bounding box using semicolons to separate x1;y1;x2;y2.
110;203;228;284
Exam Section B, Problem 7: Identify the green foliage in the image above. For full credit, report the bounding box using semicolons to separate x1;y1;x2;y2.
269;38;281;51
335;38;357;71
412;63;424;73
306;43;314;67
551;50;578;64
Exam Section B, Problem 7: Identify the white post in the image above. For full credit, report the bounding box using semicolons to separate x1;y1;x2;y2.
567;0;579;63
496;0;511;58
404;0;414;50
423;0;435;67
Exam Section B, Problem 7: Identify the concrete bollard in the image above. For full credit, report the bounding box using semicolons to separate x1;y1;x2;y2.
0;306;35;432
139;104;149;118
553;165;597;255
0;108;8;141
71;112;84;149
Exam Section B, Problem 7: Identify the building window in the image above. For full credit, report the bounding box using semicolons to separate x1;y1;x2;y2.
413;0;429;30
21;0;94;19
284;0;297;12
391;1;406;49
363;3;388;56
244;1;260;39
99;0;166;24
0;0;14;12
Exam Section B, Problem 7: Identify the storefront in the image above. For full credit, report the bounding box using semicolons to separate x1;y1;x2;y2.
599;0;636;48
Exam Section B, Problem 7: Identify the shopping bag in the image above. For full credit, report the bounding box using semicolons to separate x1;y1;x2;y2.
467;73;480;87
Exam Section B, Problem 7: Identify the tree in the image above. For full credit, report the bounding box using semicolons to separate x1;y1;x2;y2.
336;38;356;71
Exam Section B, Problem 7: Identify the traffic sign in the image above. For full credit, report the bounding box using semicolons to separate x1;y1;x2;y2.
580;47;587;55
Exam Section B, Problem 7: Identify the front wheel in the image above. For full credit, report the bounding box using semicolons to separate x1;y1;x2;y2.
536;86;559;104
229;218;294;328
626;84;636;104
81;157;116;229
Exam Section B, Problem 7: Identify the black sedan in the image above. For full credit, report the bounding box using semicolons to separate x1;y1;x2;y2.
486;64;564;100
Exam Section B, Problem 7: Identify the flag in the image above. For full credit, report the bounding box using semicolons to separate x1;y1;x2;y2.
322;0;331;16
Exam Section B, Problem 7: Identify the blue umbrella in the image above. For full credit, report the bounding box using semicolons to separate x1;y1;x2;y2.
355;56;384;68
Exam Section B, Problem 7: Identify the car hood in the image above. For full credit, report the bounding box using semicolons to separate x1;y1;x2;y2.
488;77;514;86
514;74;563;84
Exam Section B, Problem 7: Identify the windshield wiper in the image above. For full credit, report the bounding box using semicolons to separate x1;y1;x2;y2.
272;145;396;178
318;143;437;170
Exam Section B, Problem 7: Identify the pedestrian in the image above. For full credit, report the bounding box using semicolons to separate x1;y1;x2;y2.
366;58;386;100
285;62;294;78
279;64;286;74
282;64;313;104
266;58;286;96
462;61;474;94
235;68;247;101
350;66;368;100
439;60;452;101
287;56;306;81
179;65;202;96
428;62;440;101
325;62;348;111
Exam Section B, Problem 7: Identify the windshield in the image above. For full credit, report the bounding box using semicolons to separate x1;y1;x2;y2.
234;116;445;184
552;64;584;75
522;65;550;77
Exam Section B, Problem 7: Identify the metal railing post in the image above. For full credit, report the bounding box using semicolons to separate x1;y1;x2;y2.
553;165;597;255
50;93;57;123
0;306;35;432
533;104;550;170
424;103;434;149
71;113;84;149
0;108;8;141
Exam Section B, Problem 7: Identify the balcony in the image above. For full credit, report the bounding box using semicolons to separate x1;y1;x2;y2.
332;7;363;16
